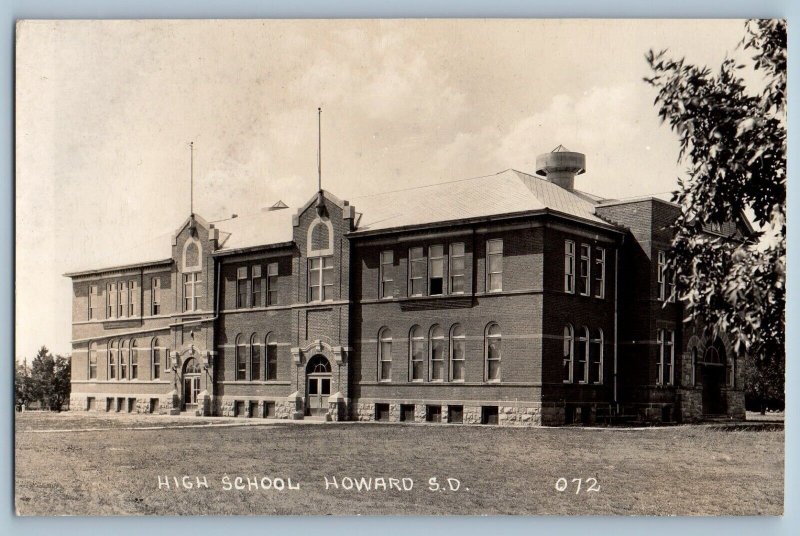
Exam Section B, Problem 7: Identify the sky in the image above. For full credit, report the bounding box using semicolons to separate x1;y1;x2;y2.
15;19;751;358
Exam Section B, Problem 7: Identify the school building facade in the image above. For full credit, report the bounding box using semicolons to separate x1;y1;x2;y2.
65;147;749;425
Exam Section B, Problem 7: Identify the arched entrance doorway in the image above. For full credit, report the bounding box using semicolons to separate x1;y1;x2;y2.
701;339;727;415
305;355;332;417
182;357;202;412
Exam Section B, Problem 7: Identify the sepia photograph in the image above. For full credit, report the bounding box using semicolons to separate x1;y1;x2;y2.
14;18;785;516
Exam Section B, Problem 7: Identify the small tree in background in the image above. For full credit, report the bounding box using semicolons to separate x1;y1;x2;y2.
15;358;32;410
645;19;785;411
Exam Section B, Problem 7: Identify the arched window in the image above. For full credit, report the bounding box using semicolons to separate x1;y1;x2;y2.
429;325;444;381
250;333;261;381
378;328;392;382
120;340;129;380
485;323;502;382
88;342;98;380
576;327;589;383
307;355;332;374
691;346;698;386
108;340;117;380
563;325;574;383
130;339;138;380
151;338;162;380
235;335;247;381
265;333;278;381
409;325;424;381
184;357;202;374
450;324;465;382
589;329;603;384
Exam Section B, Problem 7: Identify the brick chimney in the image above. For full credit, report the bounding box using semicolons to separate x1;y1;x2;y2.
535;145;586;191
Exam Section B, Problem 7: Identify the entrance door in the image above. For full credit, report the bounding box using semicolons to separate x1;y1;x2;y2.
701;365;726;415
183;375;200;411
701;340;727;415
307;376;331;416
305;354;332;417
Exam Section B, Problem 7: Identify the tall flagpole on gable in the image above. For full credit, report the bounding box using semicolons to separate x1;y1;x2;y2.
315;107;327;218
189;141;194;217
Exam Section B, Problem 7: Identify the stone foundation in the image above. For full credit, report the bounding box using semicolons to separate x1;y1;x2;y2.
352;400;544;426
497;404;542;426
540;404;565;426
68;394;166;414
678;389;703;423
725;389;746;420
463;406;482;424
354;402;375;422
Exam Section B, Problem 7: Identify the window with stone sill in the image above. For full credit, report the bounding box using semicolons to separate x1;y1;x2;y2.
485;323;502;382
378;327;392;382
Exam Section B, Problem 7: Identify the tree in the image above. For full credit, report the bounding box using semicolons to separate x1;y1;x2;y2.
645;19;785;411
28;346;72;411
15;358;32;410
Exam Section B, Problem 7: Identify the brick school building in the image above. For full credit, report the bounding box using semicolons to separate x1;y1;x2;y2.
65;147;748;425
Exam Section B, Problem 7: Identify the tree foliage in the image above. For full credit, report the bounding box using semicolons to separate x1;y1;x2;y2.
25;346;71;411
645;19;785;407
15;358;32;409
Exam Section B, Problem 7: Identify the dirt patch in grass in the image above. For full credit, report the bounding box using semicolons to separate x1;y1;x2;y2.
15;413;784;516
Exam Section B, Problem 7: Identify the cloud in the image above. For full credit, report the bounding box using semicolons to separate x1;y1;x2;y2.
432;83;684;199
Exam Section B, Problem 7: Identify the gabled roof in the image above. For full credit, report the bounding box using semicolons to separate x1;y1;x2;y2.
350;169;609;234
214;207;295;252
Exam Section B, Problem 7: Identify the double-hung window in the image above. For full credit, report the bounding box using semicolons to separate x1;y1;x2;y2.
88;342;98;379
128;280;136;316
563;325;574;383
130;341;138;379
236;267;248;308
486;239;503;292
88;285;98;320
267;262;279;305
429;325;444;381
657;251;675;303
151;277;161;315
235;336;247;381
409;326;424;381
657;329;675;386
485;323;502;381
594;247;605;299
308;257;334;302
380;250;394;299
107;283;115;318
378;328;392;382
408;247;426;297
576;327;589;383
429;245;445;295
449;243;465;294
589;329;603;384
118;281;127;317
450;324;465;381
579;245;591;296
151;338;162;380
183;272;201;311
251;265;263;308
250;334;261;381
564;241;575;293
265;333;278;380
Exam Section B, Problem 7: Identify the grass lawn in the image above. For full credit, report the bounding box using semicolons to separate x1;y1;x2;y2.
15;412;784;516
